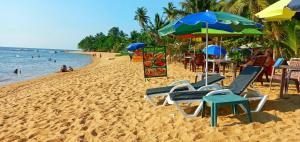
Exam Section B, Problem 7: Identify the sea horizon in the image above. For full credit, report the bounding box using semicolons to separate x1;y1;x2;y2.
0;46;81;51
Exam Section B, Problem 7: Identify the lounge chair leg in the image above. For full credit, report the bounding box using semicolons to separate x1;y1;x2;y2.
145;95;168;107
144;95;159;106
295;81;300;93
174;101;204;118
238;104;247;113
254;95;268;112
162;98;168;106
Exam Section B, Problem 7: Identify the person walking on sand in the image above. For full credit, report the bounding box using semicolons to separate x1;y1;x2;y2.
129;53;133;61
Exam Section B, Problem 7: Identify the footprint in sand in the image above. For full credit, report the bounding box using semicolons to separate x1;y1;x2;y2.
91;129;98;136
81;126;88;131
79;135;86;142
28;132;39;139
79;117;86;125
60;128;69;134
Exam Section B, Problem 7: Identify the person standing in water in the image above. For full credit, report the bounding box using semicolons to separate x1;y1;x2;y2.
14;68;21;74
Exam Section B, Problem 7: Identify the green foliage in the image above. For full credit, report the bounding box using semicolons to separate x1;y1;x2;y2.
134;7;150;30
279;20;300;58
229;50;242;62
78;27;130;52
78;0;300;59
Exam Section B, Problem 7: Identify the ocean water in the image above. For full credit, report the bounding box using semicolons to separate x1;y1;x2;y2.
0;47;92;86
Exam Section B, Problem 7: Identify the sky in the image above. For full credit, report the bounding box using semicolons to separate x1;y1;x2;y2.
0;0;181;50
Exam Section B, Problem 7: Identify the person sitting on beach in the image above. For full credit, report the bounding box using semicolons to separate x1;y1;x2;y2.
68;66;73;71
241;49;273;68
60;65;68;72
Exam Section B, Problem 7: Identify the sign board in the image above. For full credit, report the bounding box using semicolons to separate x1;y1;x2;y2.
143;46;167;78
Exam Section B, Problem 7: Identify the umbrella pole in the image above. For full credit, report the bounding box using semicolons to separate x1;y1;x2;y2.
189;38;191;51
193;38;196;54
220;37;222;60
205;22;208;86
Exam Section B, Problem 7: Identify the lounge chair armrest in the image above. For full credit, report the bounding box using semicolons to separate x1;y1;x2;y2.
169;80;190;86
169;83;196;93
197;84;222;91
244;87;261;97
206;89;234;96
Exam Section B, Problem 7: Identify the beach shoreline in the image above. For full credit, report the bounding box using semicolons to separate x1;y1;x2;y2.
0;52;299;141
0;51;96;88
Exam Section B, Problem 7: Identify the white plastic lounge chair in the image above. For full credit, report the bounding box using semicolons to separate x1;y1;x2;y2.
169;66;268;118
145;74;225;107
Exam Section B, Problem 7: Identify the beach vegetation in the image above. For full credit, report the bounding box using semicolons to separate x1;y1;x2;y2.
78;0;300;59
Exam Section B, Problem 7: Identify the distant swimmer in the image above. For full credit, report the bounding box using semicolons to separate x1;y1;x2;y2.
54;60;56;63
32;56;34;58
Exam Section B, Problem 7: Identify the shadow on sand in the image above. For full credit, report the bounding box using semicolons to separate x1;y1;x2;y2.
178;95;300;125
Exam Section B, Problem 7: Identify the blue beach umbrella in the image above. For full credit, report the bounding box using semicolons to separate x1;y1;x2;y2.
177;10;261;85
127;43;145;51
203;45;226;56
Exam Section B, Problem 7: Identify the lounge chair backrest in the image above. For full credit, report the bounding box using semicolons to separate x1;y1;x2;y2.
192;74;225;89
228;66;263;95
289;60;300;81
273;58;284;68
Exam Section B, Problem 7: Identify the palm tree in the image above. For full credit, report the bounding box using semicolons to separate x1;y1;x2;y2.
134;7;150;30
226;0;269;19
148;13;169;44
212;0;231;11
280;21;300;58
180;0;213;14
163;2;179;21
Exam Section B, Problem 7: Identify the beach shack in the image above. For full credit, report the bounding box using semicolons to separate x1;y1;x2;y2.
127;43;145;62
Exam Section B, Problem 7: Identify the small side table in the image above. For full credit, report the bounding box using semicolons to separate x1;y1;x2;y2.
202;94;252;127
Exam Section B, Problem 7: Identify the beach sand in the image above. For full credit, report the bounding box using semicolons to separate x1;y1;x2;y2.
0;52;300;142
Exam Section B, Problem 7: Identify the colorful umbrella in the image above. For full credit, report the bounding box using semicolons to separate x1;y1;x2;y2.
203;45;226;56
127;43;145;51
159;19;263;37
177;11;262;85
255;0;300;21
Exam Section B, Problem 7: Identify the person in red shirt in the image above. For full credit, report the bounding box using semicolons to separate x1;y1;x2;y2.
264;49;275;76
